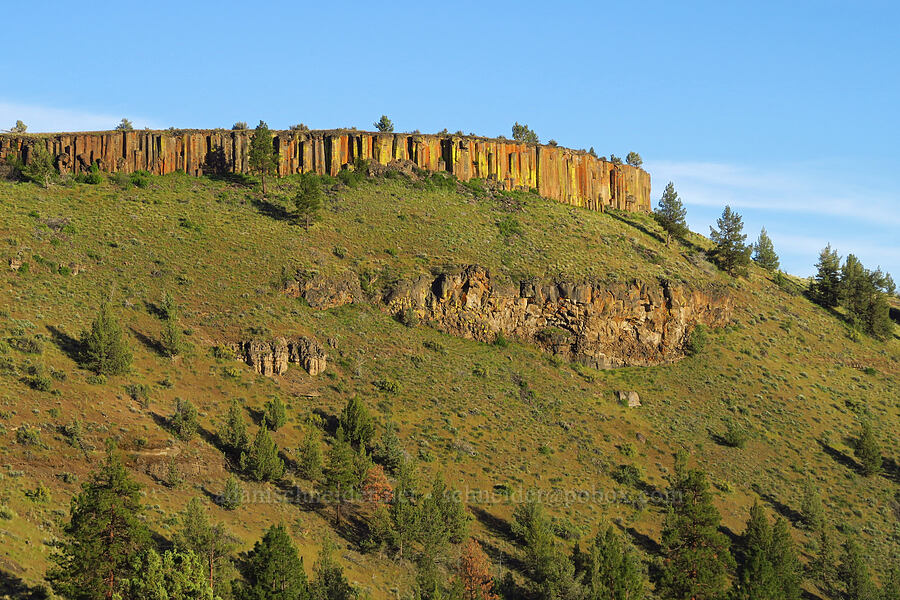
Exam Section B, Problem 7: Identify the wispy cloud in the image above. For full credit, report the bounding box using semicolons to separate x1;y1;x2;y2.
644;159;900;277
0;101;158;133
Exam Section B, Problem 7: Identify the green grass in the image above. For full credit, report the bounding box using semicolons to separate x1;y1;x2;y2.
0;171;897;596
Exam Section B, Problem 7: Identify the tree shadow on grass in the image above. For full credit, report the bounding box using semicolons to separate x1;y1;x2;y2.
129;327;165;357
46;325;81;363
252;197;293;223
0;570;49;600
817;439;862;475
755;489;804;525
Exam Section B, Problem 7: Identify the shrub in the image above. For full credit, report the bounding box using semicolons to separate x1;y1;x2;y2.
130;171;150;188
74;163;103;184
170;398;198;441
79;295;132;375
25;364;52;391
9;335;43;354
25;483;51;503
685;325;707;356
496;216;523;239
374;377;400;394
125;383;151;408
262;396;287;431
721;419;750;448
221;475;243;510
232;121;248;130
22;144;57;188
396;307;419;328
16;425;42;446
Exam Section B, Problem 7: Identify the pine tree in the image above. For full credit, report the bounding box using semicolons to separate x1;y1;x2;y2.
734;501;777;600
841;255;894;339
709;205;752;276
48;442;150;600
854;420;883;476
263;396;287;431
339;396;375;450
838;540;875;600
310;538;357;600
237;524;309;600
512;495;579;600
658;452;734;600
11;119;27;133
116;118;134;131
174;497;238;596
240;426;285;482
321;426;359;523
653;182;688;246
170;397;198;441
388;457;421;559
298;428;324;481
79;295;133;375
376;420;405;473
458;539;498;600
511;122;539;144
362;464;394;505
580;524;645;600
218;398;249;455
374;115;394;133
810;244;842;308
160;305;183;357
427;473;469;545
810;524;837;595
625;151;643;168
752;227;780;271
221;474;243;511
124;548;214;600
769;517;802;600
294;172;323;231
249;120;278;195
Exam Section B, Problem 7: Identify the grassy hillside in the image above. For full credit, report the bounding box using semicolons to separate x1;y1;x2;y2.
0;169;897;598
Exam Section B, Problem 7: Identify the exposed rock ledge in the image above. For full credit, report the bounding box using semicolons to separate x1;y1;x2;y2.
383;265;732;368
228;336;326;376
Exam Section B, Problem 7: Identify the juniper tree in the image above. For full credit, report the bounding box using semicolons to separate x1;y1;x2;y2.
752;227;780;271
511;122;539;144
373;115;394;132
263;396;287;431
159;295;183;357
625;151;643;168
653;181;688;246
839;540;875;600
218;398;249;455
170;398;198;441
658;452;734;600
298;428;324;481
580;523;645;600
174;497;238;596
80;294;133;375
249;120;278;194
237;524;309;600
376;420;404;473
221;474;243;511
240;426;285;482
770;517;802;600
48;442;149;600
810;244;842;307
339;396;375;449
294;172;323;230
800;476;825;531
854;419;883;476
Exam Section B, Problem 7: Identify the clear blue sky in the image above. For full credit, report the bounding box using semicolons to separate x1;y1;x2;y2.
3;0;898;277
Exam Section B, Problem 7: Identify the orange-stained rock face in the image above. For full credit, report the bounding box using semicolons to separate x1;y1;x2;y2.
0;129;651;212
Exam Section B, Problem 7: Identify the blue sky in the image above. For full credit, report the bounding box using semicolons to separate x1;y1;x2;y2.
2;0;898;277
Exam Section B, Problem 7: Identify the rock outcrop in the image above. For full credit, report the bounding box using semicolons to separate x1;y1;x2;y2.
284;270;362;310
0;129;651;213
384;265;732;368
229;336;326;376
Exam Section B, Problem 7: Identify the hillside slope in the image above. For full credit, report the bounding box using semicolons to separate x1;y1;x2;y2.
0;169;897;598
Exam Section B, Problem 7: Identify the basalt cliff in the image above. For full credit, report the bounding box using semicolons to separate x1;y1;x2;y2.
0;129;650;212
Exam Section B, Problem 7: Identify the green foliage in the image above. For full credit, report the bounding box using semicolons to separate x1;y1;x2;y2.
170;397;199;441
124;548;214;600
810;244;842;308
374;115;394;132
232;122;248;130
321;426;360;522
79;295;133;375
840;254;893;339
75;163;103;184
709;205;751;276
298;429;324;481
241;426;285;482
496;216;524;240
249;120;278;194
310;538;357;600
221;475;243;511
48;442;150;600
799;477;825;531
376;421;405;473
10;119;27;133
733;502;801;600
511;122;539;144
839;540;876;600
339;396;375;449
752;227;780;271
174;497;238;598
657;452;734;600
685;325;707;356
512;494;579;600
219;398;249;454
116;118;134;131
721;418;750;449
25;363;53;391
294;172;324;230
16;424;43;446
263;396;287;431
237;524;309;600
160;312;183;357
853;420;882;476
22;143;56;188
653;182;688;245
625;151;643;168
609;154;623;165
579;523;645;600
